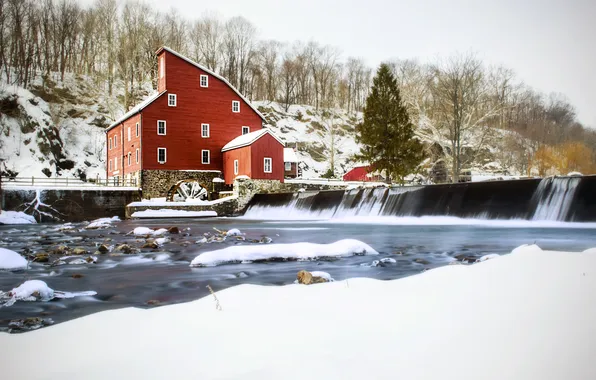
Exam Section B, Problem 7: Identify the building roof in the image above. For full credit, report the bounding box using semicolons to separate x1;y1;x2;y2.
155;46;266;122
221;129;284;152
283;148;299;163
106;91;166;131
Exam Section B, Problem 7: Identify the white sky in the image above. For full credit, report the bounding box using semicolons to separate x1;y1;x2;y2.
95;0;596;127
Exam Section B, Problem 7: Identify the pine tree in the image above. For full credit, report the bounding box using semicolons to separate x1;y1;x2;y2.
355;64;425;184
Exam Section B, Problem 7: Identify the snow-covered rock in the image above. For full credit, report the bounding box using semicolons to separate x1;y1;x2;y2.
225;228;242;236
131;227;168;236
85;216;120;229
0;248;28;270
0;279;97;307
190;239;378;267
0;211;36;225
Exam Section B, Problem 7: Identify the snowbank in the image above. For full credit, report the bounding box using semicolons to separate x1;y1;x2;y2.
2;244;596;379
85;216;120;229
131;227;168;236
0;211;36;225
0;248;28;270
131;209;217;218
190;239;378;267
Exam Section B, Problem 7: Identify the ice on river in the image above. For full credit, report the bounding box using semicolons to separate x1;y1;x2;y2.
190;239;378;267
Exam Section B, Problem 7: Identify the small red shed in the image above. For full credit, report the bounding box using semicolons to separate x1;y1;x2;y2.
343;166;385;182
222;129;285;184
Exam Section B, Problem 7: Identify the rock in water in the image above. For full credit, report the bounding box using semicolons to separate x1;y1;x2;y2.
72;248;88;255
52;245;70;255
168;226;180;234
141;241;159;249
297;270;329;285
115;244;135;254
97;244;109;253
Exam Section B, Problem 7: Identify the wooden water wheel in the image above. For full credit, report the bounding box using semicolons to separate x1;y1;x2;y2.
166;180;209;202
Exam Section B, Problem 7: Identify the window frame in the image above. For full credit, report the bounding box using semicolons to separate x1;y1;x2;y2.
200;75;208;88
168;94;177;107
128;126;131;141
109;159;112;171
114;135;118;147
109;137;112;150
232;100;240;113
234;159;239;175
159;56;165;78
127;152;131;166
157;147;167;164
201;149;210;164
157;120;166;135
264;157;272;173
201;123;210;138
135;122;139;137
114;156;118;169
242;126;250;135
136;148;139;164
285;162;292;171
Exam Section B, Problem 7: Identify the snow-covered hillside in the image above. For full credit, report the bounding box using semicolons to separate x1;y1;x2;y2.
1;74;533;181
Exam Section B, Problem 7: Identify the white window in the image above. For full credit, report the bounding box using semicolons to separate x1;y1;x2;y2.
109;137;112;150
159;56;165;78
202;150;210;164
264;157;272;173
157;120;166;135
128;152;131;166
157;147;166;164
202;123;210;138
285;162;291;171
136;123;139;137
168;94;177;107
114;135;118;147
242;126;250;135
115;156;118;169
234;159;239;175
136;148;139;164
109;159;112;171
232;100;240;113
128;126;131;141
200;75;208;87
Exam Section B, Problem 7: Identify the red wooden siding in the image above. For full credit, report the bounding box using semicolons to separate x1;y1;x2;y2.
106;115;141;179
141;50;263;172
250;133;284;182
223;146;252;184
106;125;122;177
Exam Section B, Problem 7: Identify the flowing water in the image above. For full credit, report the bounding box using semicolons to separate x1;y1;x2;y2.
1;177;595;332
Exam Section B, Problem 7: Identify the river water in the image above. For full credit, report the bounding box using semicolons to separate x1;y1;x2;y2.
2;215;596;332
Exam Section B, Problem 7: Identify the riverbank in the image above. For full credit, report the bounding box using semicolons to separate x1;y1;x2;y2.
2;244;595;379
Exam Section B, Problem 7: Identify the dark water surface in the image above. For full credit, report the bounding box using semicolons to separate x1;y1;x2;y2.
2;216;596;331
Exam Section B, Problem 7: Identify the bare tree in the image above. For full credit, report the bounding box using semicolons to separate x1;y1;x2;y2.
189;13;223;71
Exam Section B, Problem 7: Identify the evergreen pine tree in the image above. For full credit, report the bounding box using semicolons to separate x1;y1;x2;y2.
355;64;425;184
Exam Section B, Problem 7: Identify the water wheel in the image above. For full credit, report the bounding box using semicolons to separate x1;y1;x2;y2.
166;180;209;202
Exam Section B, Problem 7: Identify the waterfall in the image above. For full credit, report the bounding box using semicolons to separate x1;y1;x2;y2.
531;177;581;221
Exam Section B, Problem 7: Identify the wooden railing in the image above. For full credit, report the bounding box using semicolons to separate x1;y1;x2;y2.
0;176;138;188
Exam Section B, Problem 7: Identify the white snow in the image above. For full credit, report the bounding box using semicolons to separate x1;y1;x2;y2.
2;244;596;379
85;216;120;229
0;248;28;270
0;211;36;225
225;228;243;236
309;271;334;282
131;209;218;218
128;197;234;207
154;237;170;246
221;128;284;152
107;91;165;129
283;148;298;163
190;239;378;267
478;253;501;262
131;227;168;236
5;280;54;301
212;177;225;183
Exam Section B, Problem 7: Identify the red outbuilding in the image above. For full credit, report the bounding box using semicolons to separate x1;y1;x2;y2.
342;166;385;182
105;46;284;195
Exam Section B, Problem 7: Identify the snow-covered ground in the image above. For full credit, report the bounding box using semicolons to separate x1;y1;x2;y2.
130;209;218;218
1;244;595;379
0;210;36;225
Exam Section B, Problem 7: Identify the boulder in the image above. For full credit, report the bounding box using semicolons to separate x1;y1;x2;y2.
52;245;70;255
34;253;50;263
141;241;159;249
414;258;430;265
115;244;135;254
168;226;180;234
72;248;88;255
97;244;110;253
297;270;329;285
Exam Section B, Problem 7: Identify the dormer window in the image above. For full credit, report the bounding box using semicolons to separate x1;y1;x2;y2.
168;94;177;107
232;101;240;113
200;75;208;88
242;126;250;135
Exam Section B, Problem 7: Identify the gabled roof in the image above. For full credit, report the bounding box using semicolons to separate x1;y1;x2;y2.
106;91;166;131
156;46;266;122
221;129;284;152
283;148;299;163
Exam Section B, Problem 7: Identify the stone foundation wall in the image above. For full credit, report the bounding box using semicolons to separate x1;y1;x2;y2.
233;178;347;212
141;170;224;199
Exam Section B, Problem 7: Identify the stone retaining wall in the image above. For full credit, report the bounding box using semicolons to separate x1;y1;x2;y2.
141;170;224;199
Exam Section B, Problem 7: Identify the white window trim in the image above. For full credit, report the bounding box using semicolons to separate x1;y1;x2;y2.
202;123;210;138
234;159;239;175
157;120;166;135
109;159;112;171
109;137;112;150
200;75;208;88
114;135;117;147
135;122;139;137
232;100;240;113
136;148;139;164
285;162;292;171
242;126;250;135
168;94;177;107
159;56;165;78
128;126;131;141
115;157;118;169
157;147;167;164
201;149;210;164
264;157;272;173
